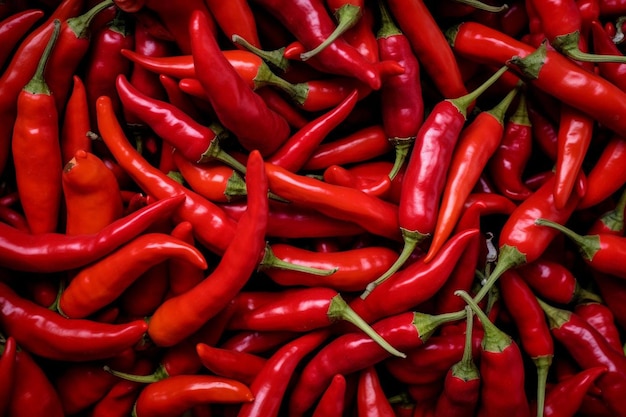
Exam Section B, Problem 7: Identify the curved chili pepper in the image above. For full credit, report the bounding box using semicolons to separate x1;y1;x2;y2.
587;187;626;235
312;373;347;417
12;19;62;234
8;347;64;417
62;149;125;235
264;243;397;291
433;307;480;417
196;343;266;385
500;269;553;417
542;366;607;417
575;301;623;353
238;329;329;417
488;91;534;200
61;76;92;164
425;85;520;263
578;134;626;209
538;299;626;416
205;0;261;49
323;164;392;198
190;9;290;156
0;281;148;361
377;0;423;180
164;221;204;297
132;374;254;417
265;160;400;240
357;365;395;417
363;67;508;296
229;287;404;357
0;336;17;416
302;124;393;171
0;9;44;67
58;233;207;318
343;4;378;63
590;19;626;92
385;0;467;98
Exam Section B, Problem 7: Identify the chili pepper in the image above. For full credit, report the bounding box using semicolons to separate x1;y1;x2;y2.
526;103;559;162
488;91;534;200
205;0;261;49
356;365;395;417
45;0;114;113
62;149;125;235
362;66;508;296
350;229;479;324
575;301;623;353
132;374;254;417
264;243;397;291
237;329;329;417
385;0;467;98
195;343;266;385
535;217;626;279
587;187;626;235
499;269;553;417
433;307;480;417
538;299;626;416
256;87;310;129
230;287;404;357
220;330;298;354
323;164;392;198
265;160;400;240
0;336;17;416
0;0;83;174
541;366;607;417
58;232;206;318
591;20;626;92
302;124;393;171
457;290;530;417
61;76;92;164
0;9;45;68
7;347;64;417
343;4;378;63
0;205;30;232
147;150;267;346
578;134;626;209
425;85;520;263
592;270;626;332
190;9;290;156
11;19;62;234
312;373;347;417
0;281;148;361
165;221;205;296
376;0;423;180
288;309;466;416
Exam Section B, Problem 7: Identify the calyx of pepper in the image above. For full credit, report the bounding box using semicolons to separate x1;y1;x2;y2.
552;30;626;63
456;290;512;353
596;188;626;233
535;297;571;330
231;34;289;72
104;362;168;383
23;20;61;96
534;218;601;261
451;306;480;382
199;135;247;174
387;137;415;181
300;4;362;61
66;0;114;39
259;243;338;276
327;294;406;358
453;0;509;12
473;244;527;304
414;309;467;342
507;43;547;80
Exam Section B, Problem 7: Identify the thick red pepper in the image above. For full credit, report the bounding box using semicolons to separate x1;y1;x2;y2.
575;301;623;353
12;19;62;234
357;365;395;417
133;375;254;417
312;373;347;417
196;343;266;385
190;9;290;156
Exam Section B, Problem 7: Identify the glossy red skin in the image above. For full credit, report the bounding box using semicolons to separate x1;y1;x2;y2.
61;76;92;164
435;369;480;417
599;0;626;15
543;366;607;417
590;20;626;91
579;135;626;209
312;374;346;417
0;9;44;67
575;302;623;353
206;0;261;48
196;343;266;385
528;0;582;40
518;259;579;304
357;366;395;417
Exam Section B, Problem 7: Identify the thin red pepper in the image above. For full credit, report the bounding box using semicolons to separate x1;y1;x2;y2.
587;187;626;235
132;375;254;417
0;9;44;67
256;87;309;129
343;4;378;63
190;9;290;156
590;19;626;92
61;76;92;164
312;373;347;417
323;164;392;199
363;67;508;296
220;330;298;354
578;134;626;209
0;336;17;416
11;19;62;234
541;366;607;417
196;343;266;385
527;103;558;162
166;221;205;297
357;365;395;417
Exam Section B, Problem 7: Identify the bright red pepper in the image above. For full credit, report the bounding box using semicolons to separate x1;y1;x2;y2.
323;164;392;199
575;301;623;353
196;343;266;385
61;75;92;164
357;365;395;417
541;366;607;417
579;134;626;209
0;9;44;67
590;20;626;92
312;373;347;417
205;0;261;49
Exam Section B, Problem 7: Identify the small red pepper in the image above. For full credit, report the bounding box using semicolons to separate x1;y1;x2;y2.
575;301;623;353
541;366;607;417
312;373;347;417
61;76;92;164
196;343;266;385
357;365;396;417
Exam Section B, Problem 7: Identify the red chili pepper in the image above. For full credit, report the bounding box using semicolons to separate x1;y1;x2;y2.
376;0;423;180
132;374;254;417
500;269;553;417
190;9;290;156
323;164;392;199
61;76;92;164
0;336;17;416
0;9;44;67
590;19;626;92
527;104;558;162
0;205;30;232
196;343;266;385
541;366;607;417
255;87;310;129
363;67;508;296
220;330;298;354
587;187;626;235
575;301;623;353
268;89;358;172
357;365;395;417
165;221;205;297
578;134;626;209
538;299;626;416
425;85;520;263
11;19;62;234
386;0;467;98
312;373;347;417
238;329;330;417
488;92;534;200
230;287;404;357
457;290;530;417
343;4;378;63
205;0;261;49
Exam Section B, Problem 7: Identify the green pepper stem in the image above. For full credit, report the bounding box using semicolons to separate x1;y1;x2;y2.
554;31;626;63
453;0;509;12
509;91;531;126
473;244;526;304
536;297;572;329
451;306;480;380
388;138;414;181
376;0;401;39
360;228;429;299
534;218;601;261
67;0;114;39
253;62;309;105
414;310;467;342
598;187;626;233
328;294;406;358
534;354;553;417
103;363;168;383
300;4;362;61
223;170;247;202
456;290;512;352
200;137;247;174
487;82;522;124
259;243;338;276
24;19;60;95
449;65;509;118
231;34;289;72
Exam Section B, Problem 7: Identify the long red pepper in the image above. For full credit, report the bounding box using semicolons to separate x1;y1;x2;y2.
205;0;261;49
190;9;290;156
0;9;45;67
61;76;92;164
541;366;607;417
0;336;17;416
357;365;395;417
575;301;623;353
425;84;519;262
363;66;508;297
196;343;266;385
11;19;62;234
578;134;626;209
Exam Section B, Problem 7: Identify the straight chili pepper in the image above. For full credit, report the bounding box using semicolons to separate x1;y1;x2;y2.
0;336;17;416
538;299;626;416
11;19;62;235
132;374;254;417
312;373;347;417
362;66;508;297
190;9;290;156
61;76;92;164
357;365;395;417
196;343;266;385
288;309;466;416
229;287;404;357
425;84;520;263
541;366;607;417
0;9;44;67
376;0;423;180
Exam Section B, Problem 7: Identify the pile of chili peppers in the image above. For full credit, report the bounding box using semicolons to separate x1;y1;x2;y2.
5;0;626;416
